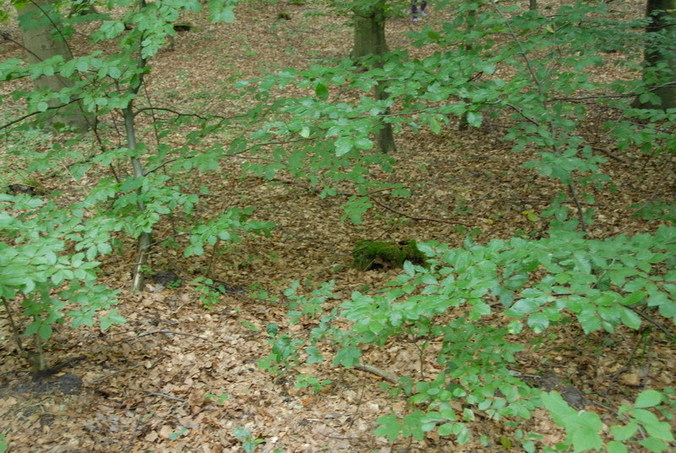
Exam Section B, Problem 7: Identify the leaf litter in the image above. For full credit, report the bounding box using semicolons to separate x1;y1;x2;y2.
0;1;673;452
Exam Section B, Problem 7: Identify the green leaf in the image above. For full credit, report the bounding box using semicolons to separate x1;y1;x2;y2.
38;323;53;340
210;5;235;23
375;414;402;441
628;409;673;441
333;346;361;367
466;111;483;127
108;66;122;79
527;311;550;332
634;390;663;408
100;309;125;331
638;437;668;452
543;391;603;450
335;137;352;156
315;83;329;100
570;413;603;451
76;60;89;72
611;422;638;441
619;307;641;329
429;116;441;134
606;441;628;453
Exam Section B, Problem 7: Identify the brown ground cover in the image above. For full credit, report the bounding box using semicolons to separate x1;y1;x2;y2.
0;1;673;451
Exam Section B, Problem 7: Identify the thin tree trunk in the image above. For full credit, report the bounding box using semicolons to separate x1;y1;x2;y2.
16;0;92;131
633;0;675;109
459;8;477;130
123;105;152;291
352;1;396;153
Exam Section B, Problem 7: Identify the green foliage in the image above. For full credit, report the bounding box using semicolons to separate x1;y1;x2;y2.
232;426;264;453
0;0;252;365
193;278;225;309
0;433;7;453
0;194;122;368
1;1;674;450
167;427;190;440
543;392;604;451
204;392;230;404
543;389;675;453
295;374;332;393
265;224;674;448
184;207;273;257
351;239;426;271
245;0;672;227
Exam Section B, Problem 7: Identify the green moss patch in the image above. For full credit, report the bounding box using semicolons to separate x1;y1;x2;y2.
352;240;427;271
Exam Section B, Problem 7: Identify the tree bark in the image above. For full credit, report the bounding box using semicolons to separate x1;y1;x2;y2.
633;0;675;110
17;0;92;131
352;2;388;60
352;1;396;152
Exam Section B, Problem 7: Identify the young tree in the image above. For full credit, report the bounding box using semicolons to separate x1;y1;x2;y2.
0;0;260;371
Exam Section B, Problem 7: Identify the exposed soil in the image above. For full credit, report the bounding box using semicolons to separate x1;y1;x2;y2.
0;1;674;452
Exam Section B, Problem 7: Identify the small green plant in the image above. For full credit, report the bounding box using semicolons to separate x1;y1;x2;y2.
1;195;123;371
193;278;224;309
204;392;230;404
167;427;189;440
233;426;264;453
0;433;7;453
295;374;332;393
631;200;676;223
242;321;260;331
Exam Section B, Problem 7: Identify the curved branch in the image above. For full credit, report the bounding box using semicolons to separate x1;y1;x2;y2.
353;364;400;384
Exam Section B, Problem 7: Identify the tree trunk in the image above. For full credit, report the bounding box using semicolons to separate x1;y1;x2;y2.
352;3;388;60
352;1;396;152
633;0;675;109
124;103;152;292
17;0;92;131
459;8;477;131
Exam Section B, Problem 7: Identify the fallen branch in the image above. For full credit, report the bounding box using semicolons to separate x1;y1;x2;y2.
125;330;209;341
140;389;187;403
353;364;399;384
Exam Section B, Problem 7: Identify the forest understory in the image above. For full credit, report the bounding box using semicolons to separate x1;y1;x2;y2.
0;1;674;452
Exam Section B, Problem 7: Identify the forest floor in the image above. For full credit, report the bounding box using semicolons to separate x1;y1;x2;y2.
0;1;674;452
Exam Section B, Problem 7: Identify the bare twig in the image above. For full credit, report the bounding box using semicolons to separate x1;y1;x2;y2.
370;197;473;227
630;308;675;339
0;98;83;130
125;330;209;341
1;297;26;355
140;389;187;403
592;147;625;162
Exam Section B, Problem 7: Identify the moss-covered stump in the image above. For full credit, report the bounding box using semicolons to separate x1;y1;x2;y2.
352;240;427;271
